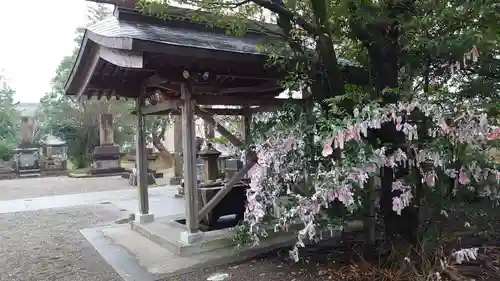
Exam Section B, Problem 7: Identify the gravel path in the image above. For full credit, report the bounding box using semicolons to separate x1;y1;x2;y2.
0;205;125;281
0;176;134;201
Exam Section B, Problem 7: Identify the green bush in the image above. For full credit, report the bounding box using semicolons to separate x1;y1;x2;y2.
0;139;15;161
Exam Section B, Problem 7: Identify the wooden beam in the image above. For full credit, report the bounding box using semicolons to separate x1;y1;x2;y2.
241;107;252;178
241;107;252;142
136;87;150;215
76;46;101;99
195;106;244;148
203;106;280;114
144;83;281;96
181;83;199;233
172;115;183;185
194;96;303;107
217;74;276;81
157;106;282;116
249;106;282;113
197;157;257;221
157;84;180;93
146;64;282;84
99;46;143;69
145;74;168;87
145;73;280;95
141;99;182;115
219;81;281;95
203;105;215;140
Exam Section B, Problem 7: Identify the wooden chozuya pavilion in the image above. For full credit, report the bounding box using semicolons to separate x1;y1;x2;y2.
65;2;366;243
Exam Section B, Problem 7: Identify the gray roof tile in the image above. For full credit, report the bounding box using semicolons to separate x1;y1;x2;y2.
88;16;269;55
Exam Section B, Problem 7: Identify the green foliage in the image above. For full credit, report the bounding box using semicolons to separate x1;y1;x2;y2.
0;76;20;145
37;4;136;168
0;75;20;161
141;0;500;257
0;139;15;161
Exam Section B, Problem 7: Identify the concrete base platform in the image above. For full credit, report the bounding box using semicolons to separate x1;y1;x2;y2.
81;223;294;280
131;215;364;257
82;217;364;280
132;214;251;257
68;172;125;178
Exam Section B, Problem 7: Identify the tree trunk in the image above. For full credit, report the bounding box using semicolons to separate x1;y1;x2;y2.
366;23;419;246
152;134;174;169
254;0;420;247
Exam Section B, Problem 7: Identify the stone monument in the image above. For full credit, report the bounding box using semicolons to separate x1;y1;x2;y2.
40;135;68;176
124;147;161;185
90;114;125;175
14;116;40;177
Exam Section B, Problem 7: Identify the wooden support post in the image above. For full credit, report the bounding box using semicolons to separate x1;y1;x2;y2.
197;156;257;221
170;115;183;186
302;91;315;194
362;176;377;259
364;177;376;244
203;106;215;141
241;107;252;177
195;106;244;148
135;89;154;223
181;83;199;233
193;105;253;221
241;106;251;142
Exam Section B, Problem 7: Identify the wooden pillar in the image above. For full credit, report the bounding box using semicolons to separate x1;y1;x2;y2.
171;115;183;186
181;82;199;233
240;106;251;142
364;177;376;246
204;106;215;140
241;107;252;177
302;90;314;194
135;91;154;223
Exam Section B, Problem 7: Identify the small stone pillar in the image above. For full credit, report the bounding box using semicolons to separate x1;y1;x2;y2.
20;117;34;145
198;143;221;184
90;113;124;175
99;114;114;145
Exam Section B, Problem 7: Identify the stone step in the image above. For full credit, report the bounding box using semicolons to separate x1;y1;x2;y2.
131;215;236;257
131;215;364;259
18;172;40;178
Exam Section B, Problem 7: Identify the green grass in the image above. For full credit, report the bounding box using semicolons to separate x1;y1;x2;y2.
67;161;90;174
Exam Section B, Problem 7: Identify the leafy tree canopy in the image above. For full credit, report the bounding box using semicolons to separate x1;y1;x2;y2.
38;4;137;168
0;74;20;160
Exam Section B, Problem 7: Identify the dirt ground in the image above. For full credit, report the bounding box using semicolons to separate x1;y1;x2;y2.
0;205;124;281
0;176;136;201
1;176;498;281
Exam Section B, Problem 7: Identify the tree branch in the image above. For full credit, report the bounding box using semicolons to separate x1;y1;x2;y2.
231;0;251;8
249;0;317;36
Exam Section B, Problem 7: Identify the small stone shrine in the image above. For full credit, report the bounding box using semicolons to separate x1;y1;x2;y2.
90;114;125;175
196;143;248;228
40;135;68;175
124;147;161;185
14;116;40;177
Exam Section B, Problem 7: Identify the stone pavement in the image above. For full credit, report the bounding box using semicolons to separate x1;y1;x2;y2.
0;175;173;201
0;184;183;215
0;177;341;281
0;177;186;281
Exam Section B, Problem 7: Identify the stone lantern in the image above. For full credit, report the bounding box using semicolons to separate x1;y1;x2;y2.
198;143;221;184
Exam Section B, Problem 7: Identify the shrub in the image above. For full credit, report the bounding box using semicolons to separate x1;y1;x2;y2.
0;139;15;161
